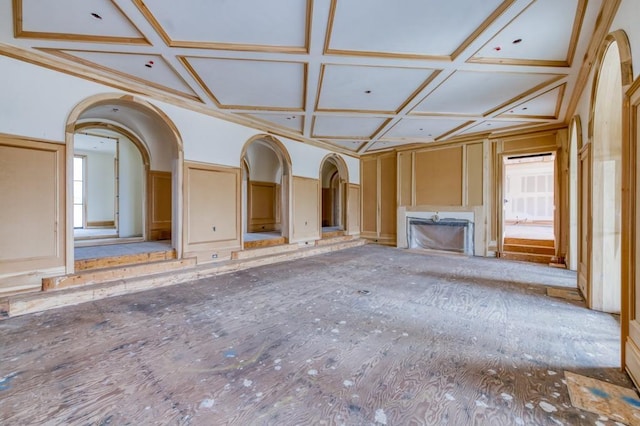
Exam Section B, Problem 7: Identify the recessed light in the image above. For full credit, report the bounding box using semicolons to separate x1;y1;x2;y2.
522;107;528;110
90;12;102;20
364;90;372;94
513;38;523;44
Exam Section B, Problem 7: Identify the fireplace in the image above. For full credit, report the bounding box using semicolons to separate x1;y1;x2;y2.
408;216;474;255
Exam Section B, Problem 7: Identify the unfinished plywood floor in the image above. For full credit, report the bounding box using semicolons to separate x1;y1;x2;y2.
0;245;631;425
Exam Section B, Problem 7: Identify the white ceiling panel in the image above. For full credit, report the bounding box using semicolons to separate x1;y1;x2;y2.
317;65;437;113
313;116;388;138
75;132;117;154
458;120;532;135
46;50;197;98
500;85;564;118
135;0;308;50
412;71;562;115
327;0;509;57
471;0;583;64
383;117;470;140
244;113;304;133
183;58;305;109
18;0;144;41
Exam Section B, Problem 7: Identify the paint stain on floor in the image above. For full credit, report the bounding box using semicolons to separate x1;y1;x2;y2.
566;371;640;425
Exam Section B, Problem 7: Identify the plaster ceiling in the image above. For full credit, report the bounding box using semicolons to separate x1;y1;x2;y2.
1;0;603;155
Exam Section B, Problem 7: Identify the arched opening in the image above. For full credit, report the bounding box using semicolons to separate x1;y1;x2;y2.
568;116;582;271
240;135;292;249
65;94;183;272
320;154;350;236
587;35;628;313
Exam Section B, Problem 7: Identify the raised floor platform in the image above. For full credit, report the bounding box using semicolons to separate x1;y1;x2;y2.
0;237;366;319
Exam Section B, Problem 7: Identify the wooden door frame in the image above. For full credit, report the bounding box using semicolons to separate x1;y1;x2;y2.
497;149;557;256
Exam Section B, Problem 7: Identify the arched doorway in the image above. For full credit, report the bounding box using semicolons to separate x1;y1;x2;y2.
240;135;292;248
319;154;350;236
585;31;633;313
65;94;183;272
568;116;582;272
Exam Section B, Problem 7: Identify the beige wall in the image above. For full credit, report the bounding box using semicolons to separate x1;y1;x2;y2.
0;136;66;294
248;181;280;232
292;176;320;242
362;129;567;256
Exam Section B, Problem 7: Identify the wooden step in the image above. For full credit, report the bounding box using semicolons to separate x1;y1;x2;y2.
503;244;555;256
321;230;345;239
2;238;366;319
232;243;299;260
244;236;286;249
42;258;197;291
504;238;554;248
75;249;176;271
500;252;554;264
316;235;355;246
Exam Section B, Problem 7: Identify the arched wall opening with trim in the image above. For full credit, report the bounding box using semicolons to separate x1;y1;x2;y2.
65;94;184;271
319;154;350;234
586;31;633;314
240;135;292;247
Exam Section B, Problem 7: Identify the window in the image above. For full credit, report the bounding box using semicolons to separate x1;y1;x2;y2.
73;155;86;228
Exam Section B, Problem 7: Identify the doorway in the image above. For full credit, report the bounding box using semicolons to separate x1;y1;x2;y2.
501;153;556;264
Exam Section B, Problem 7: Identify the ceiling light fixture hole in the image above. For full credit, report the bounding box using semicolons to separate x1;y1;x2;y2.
513;38;523;44
90;12;102;20
364;90;372;94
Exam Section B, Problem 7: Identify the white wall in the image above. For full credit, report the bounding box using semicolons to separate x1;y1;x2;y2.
118;136;144;237
75;150;115;224
0;55;360;183
246;143;281;183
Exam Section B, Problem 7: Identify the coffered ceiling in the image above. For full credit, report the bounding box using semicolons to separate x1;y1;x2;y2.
1;0;605;155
